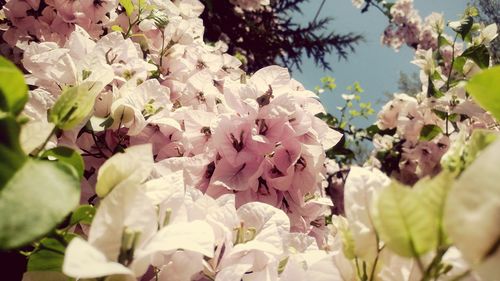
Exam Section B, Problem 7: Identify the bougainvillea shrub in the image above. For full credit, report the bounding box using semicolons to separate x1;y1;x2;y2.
0;0;499;281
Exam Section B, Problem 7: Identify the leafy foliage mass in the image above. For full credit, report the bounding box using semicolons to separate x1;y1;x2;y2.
200;0;363;72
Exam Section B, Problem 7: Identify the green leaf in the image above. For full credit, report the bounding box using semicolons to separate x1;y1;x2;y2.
441;130;498;173
0;159;80;249
41;146;84;180
449;16;474;39
28;238;65;272
0;56;28;115
427;76;444;98
420;124;443;141
432;109;448;120
463;129;498;166
353;81;363;93
461;44;490;69
414;171;455;246
341;226;356;260
49;83;100;130
438;35;451;47
27;233;76;272
452;56;467;73
111;25;124;33
69;205;96;225
466;66;500;121
431;71;443;81
119;0;134;16
464;6;479;17
0;115;27;184
366;124;380;137
374;182;437;257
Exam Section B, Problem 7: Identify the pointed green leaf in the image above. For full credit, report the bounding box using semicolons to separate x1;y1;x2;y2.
69;205;96;226
0;160;80;249
27;233;76;272
441;129;498;173
461;44;490;69
452;56;467;73
0;56;28;115
466;66;500;121
41;146;84;180
119;0;134;16
28;238;65;272
374;182;437;257
111;25;124;33
414;171;455;246
49;82;101;130
0;115;27;184
427;76;444;98
438;35;451;47
420;124;443;141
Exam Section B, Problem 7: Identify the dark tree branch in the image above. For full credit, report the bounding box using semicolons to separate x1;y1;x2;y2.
200;0;363;73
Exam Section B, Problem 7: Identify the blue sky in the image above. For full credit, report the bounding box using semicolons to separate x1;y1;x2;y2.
290;0;469;121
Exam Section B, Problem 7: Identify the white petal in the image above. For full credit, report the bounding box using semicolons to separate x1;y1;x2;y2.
143;170;185;205
95;144;153;197
88;183;158;262
140;220;215;258
157;251;204;281
444;139;500;280
216;258;253;281
344;167;390;260
63;237;133;279
237;202;290;237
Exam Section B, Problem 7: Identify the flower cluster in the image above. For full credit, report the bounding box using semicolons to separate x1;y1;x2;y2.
381;0;422;50
2;0;341;238
351;0;448;51
350;2;500;184
61;147;496;281
0;0;117;61
60;145;355;281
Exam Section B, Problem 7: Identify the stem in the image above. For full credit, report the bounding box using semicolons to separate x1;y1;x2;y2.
312;0;326;23
362;261;368;281
446;34;459;91
124;10;142;38
50;230;69;247
90;130;109;158
445;113;449;136
34;125;58;157
368;237;384;281
37;243;65;255
81;148;105;158
365;0;391;19
420;247;448;281
159;29;166;70
154;266;159;281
